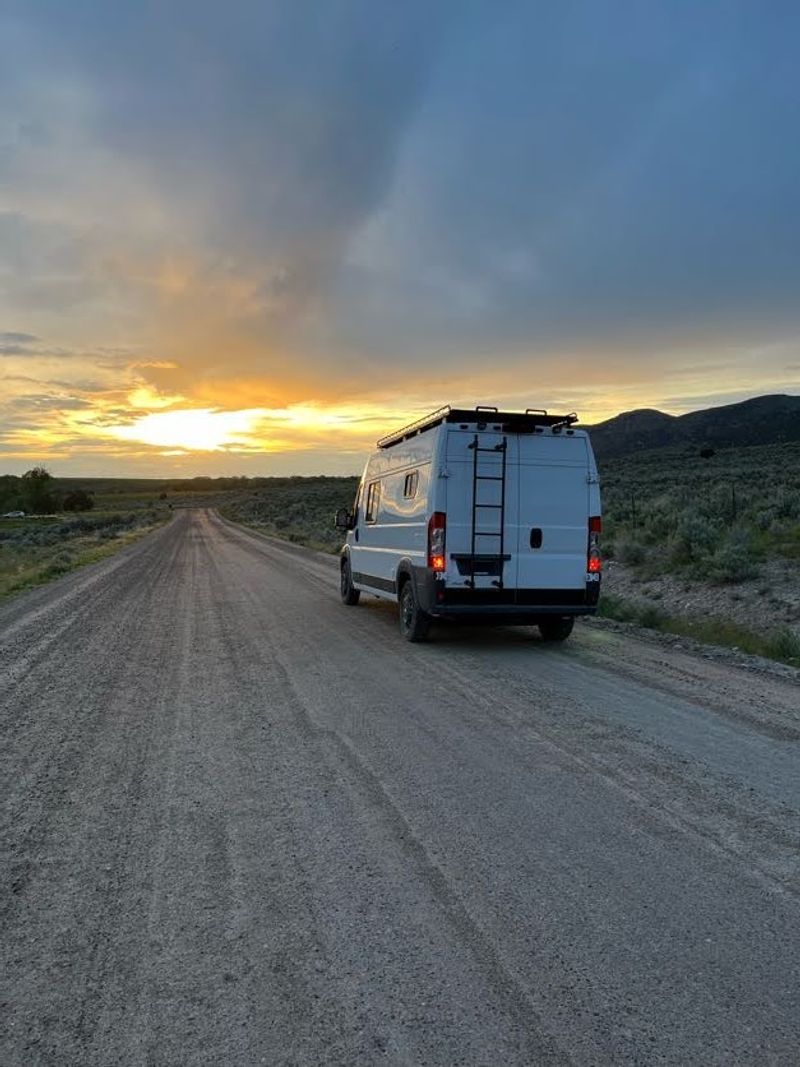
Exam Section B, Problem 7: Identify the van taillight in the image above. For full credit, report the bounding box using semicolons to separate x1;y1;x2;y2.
428;512;446;572
588;516;602;573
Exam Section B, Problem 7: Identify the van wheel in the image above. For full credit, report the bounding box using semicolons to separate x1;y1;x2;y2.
340;559;360;606
538;616;574;642
399;581;431;642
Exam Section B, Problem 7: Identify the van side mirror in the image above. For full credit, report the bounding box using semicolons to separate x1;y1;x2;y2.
334;507;354;530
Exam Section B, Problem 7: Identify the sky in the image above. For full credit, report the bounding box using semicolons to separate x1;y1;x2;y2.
1;0;799;477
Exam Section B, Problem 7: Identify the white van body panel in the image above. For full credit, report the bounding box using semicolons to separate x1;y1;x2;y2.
515;433;592;589
349;434;436;599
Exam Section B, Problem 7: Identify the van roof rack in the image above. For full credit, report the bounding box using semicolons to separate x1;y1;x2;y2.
377;406;578;448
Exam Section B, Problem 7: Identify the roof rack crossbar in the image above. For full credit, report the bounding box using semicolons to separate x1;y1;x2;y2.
550;412;578;430
377;406;452;448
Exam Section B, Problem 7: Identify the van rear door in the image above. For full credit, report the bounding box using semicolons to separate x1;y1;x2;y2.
514;434;589;590
444;428;519;590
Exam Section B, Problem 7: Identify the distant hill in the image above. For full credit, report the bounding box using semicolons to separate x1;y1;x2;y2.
586;394;800;459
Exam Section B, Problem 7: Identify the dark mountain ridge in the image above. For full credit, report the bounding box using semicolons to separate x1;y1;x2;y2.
586;393;800;459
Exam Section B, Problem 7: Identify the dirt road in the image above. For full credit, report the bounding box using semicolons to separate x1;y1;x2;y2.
2;509;799;1065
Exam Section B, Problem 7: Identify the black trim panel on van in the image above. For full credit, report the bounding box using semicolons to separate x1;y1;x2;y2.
443;587;592;606
352;571;396;594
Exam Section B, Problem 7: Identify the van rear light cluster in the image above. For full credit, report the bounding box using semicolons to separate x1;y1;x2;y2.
588;516;602;573
428;512;446;572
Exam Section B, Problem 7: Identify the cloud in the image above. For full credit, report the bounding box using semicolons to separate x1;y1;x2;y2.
0;331;39;344
0;344;35;356
8;393;93;411
1;1;799;475
0;2;456;398
330;4;800;367
0;331;132;364
0;330;41;355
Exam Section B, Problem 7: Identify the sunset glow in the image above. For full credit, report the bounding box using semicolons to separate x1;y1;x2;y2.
110;409;268;452
105;402;394;454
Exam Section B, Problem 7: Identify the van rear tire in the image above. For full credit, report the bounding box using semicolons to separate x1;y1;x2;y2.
538;616;574;642
340;559;360;606
399;581;431;642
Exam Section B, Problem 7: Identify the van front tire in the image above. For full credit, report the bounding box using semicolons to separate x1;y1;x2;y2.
399;580;431;642
538;616;574;642
340;559;360;606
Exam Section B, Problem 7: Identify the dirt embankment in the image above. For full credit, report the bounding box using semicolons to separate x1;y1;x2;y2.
604;556;800;638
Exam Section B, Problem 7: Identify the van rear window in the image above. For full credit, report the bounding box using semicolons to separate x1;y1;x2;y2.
365;481;381;522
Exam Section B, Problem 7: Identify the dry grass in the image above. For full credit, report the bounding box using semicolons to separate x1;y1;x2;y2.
598;591;800;667
0;512;168;600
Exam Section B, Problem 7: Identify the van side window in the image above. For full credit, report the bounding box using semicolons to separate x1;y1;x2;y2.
403;471;419;499
365;481;381;523
352;483;362;524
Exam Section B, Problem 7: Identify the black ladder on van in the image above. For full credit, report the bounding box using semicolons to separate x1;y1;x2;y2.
466;434;508;588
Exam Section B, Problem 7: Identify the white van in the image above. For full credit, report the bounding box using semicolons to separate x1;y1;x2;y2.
335;406;602;642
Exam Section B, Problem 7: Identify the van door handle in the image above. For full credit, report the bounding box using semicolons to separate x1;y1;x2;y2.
355;528;359;542
530;528;542;549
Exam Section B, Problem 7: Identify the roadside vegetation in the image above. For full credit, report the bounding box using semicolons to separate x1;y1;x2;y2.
0;468;170;599
219;476;359;552
597;441;800;666
0;511;169;599
599;441;800;580
598;592;800;667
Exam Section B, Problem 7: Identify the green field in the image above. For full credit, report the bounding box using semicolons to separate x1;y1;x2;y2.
0;510;169;599
219;476;359;553
600;441;800;580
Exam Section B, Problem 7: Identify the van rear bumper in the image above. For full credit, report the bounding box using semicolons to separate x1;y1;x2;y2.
432;605;598;621
413;568;601;619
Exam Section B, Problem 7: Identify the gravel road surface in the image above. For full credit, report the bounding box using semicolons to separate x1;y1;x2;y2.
2;509;799;1065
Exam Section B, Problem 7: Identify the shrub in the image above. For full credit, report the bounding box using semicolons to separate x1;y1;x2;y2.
775;491;800;520
694;530;760;584
597;592;639;622
669;514;720;565
63;490;94;512
703;484;738;522
755;507;777;531
765;628;800;665
41;551;74;577
616;539;647;566
639;604;667;628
